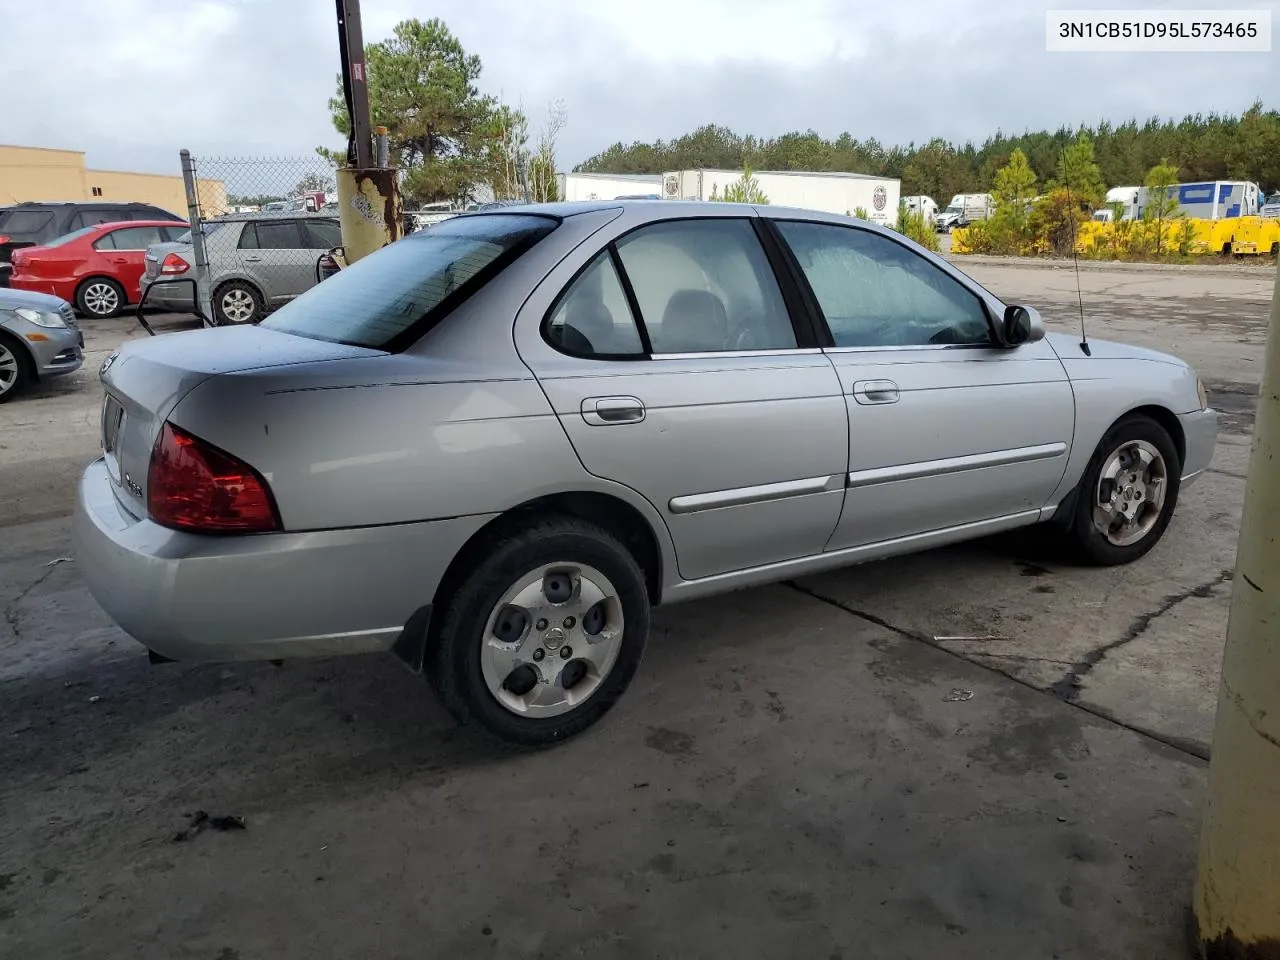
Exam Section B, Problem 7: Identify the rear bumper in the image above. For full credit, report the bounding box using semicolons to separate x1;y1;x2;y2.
1178;407;1218;485
73;458;495;662
139;277;196;310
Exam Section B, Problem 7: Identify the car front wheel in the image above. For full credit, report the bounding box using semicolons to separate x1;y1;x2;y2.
1066;413;1182;565
428;517;650;745
0;334;33;403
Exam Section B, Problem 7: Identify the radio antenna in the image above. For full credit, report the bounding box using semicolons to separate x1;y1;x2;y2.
1061;147;1092;356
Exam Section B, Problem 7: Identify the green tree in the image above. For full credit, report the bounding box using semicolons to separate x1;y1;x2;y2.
710;166;769;204
292;172;336;198
321;18;515;205
1050;133;1106;208
1143;159;1181;256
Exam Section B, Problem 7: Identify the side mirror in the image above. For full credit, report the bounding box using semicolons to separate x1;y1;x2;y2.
1002;304;1045;346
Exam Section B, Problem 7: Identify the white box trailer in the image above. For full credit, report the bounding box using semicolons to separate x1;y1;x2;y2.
660;169;901;225
557;172;663;202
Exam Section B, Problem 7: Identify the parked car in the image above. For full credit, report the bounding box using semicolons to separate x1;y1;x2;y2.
0;201;184;288
139;212;343;325
8;220;189;319
0;287;82;402
74;202;1217;745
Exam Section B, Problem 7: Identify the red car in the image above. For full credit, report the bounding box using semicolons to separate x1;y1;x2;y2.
9;220;190;319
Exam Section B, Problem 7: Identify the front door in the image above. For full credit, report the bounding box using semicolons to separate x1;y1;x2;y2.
517;215;849;582
771;218;1075;551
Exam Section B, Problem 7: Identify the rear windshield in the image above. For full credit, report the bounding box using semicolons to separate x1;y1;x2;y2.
0;210;54;236
173;221;227;244
259;213;558;350
42;226;98;248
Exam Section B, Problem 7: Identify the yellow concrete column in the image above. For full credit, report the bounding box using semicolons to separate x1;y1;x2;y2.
336;166;402;265
1193;257;1280;958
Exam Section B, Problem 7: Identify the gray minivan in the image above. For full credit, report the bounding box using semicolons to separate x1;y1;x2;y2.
140;211;342;325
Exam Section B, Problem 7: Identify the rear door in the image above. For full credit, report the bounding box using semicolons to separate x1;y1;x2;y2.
235;219;312;303
94;225;167;301
516;214;849;582
771;217;1075;551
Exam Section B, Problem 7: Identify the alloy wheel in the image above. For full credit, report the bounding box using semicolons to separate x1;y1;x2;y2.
0;343;18;396
220;288;256;323
83;282;120;317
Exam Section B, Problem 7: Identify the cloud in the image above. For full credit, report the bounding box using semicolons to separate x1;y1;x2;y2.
0;0;1275;179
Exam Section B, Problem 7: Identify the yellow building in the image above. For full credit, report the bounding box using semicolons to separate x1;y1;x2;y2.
0;144;226;217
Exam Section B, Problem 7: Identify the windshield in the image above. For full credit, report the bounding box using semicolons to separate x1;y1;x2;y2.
945;206;964;214
259;213;558;350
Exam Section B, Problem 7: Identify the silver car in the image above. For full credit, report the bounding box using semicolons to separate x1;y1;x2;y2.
74;202;1217;745
139;212;343;325
0;287;83;402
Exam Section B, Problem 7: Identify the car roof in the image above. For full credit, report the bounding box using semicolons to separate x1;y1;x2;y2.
3;200;169;209
456;199;890;233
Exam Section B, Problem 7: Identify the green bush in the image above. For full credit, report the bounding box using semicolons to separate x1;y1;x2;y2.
893;208;940;251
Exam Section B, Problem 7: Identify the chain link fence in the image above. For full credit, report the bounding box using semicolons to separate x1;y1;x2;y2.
139;153;346;329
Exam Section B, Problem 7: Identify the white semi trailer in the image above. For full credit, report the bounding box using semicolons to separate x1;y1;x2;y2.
660;169;901;225
557;172;663;202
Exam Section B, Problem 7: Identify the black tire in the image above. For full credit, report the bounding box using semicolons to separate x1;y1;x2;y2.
1065;413;1181;566
212;280;264;325
428;516;650;746
0;332;33;404
75;277;126;319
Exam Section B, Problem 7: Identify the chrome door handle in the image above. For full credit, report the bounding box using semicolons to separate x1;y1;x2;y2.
852;380;900;405
242;256;263;263
581;396;646;425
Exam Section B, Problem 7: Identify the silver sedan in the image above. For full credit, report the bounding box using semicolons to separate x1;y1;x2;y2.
0;287;83;402
73;202;1217;745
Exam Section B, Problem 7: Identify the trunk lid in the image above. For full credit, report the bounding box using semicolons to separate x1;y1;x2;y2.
142;241;192;281
99;325;379;517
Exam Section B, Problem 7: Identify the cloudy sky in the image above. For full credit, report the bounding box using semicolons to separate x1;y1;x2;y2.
1;0;1276;179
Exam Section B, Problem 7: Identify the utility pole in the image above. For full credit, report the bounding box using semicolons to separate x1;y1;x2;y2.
1193;256;1280;958
334;0;401;264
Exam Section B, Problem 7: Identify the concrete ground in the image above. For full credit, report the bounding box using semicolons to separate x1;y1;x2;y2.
0;261;1275;958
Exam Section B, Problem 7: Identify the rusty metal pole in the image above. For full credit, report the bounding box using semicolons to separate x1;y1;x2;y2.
1192;255;1280;958
333;0;400;264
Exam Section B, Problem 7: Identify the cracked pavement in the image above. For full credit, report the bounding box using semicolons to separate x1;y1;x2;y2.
0;264;1272;957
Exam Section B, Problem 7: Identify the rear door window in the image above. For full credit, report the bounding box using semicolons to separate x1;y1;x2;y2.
259;213;558;350
105;226;165;250
301;218;342;249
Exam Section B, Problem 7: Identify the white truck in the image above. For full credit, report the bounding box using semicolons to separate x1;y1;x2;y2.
900;195;938;224
660;169;901;225
934;194;994;232
557;172;663;202
1263;192;1280;219
1101;181;1262;221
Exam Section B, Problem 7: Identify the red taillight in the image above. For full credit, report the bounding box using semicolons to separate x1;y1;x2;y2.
160;253;190;275
0;235;9;244
147;422;280;533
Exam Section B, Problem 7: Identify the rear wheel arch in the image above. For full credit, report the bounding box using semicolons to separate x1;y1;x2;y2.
211;278;266;324
392;491;666;674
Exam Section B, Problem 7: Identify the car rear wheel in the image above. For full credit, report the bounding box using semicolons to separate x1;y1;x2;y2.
0;334;33;403
1065;414;1181;565
428;517;650;746
76;278;125;319
213;281;263;325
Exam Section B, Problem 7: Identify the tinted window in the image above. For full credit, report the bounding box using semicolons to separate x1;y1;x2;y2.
105;226;165;250
614;219;795;354
776;221;992;348
161;226;190;242
302;219;342;249
91;232;117;251
71;209;122;230
259;213;557;349
547;252;644;357
0;210;54;235
240;220;302;250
